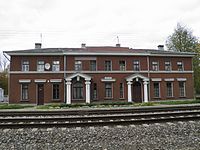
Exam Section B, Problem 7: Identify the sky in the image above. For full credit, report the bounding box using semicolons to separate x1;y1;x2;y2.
0;0;200;52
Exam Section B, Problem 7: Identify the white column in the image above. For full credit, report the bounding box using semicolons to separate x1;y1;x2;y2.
143;81;148;103
66;81;71;104
85;81;91;104
127;81;132;102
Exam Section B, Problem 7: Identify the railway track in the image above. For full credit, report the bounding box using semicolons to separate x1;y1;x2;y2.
0;105;200;128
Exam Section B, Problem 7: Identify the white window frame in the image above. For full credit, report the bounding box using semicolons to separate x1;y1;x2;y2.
153;82;160;98
90;60;97;71
22;60;29;71
179;81;186;97
21;84;29;101
52;61;60;72
52;83;60;100
166;82;173;97
37;60;45;71
105;83;113;98
133;60;140;71
177;61;184;71
105;60;112;71
152;61;159;71
75;60;82;71
119;60;126;71
165;61;171;71
119;83;124;99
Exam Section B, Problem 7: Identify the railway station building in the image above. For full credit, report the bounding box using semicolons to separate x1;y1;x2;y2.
4;43;195;105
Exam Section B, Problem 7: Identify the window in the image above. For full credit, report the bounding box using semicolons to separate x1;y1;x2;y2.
73;82;83;99
119;61;126;71
179;82;186;97
153;82;160;97
152;61;159;71
166;82;173;97
22;60;29;71
53;84;60;100
105;60;112;71
165;61;171;71
105;83;112;98
75;60;82;71
21;84;28;100
177;61;184;71
93;83;97;99
90;60;97;71
119;83;124;99
52;61;60;71
133;60;140;71
37;61;45;71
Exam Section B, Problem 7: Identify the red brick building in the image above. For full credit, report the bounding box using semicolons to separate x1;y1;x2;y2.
4;43;195;105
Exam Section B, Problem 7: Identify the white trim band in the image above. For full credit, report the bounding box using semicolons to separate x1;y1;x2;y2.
19;79;31;83
101;79;116;82
151;78;162;82
164;78;174;82
177;78;187;81
50;79;62;83
34;79;46;83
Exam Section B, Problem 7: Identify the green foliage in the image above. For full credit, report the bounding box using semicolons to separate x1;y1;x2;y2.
0;72;8;95
166;23;198;52
0;104;34;109
166;23;200;94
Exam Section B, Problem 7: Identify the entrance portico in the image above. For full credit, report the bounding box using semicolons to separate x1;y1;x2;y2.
65;73;91;104
126;74;149;103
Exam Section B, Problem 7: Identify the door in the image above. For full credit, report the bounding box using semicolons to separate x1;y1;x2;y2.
37;84;44;105
132;82;142;103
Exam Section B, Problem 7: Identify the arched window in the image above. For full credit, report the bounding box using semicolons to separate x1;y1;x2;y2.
73;82;83;99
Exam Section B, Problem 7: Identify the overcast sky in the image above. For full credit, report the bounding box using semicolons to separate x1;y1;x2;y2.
0;0;200;52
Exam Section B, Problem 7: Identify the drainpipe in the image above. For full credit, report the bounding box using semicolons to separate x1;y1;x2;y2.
147;55;151;101
64;55;67;103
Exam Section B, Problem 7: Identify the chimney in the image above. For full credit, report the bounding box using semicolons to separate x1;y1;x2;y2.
116;43;121;47
157;45;164;50
35;43;42;49
81;43;86;48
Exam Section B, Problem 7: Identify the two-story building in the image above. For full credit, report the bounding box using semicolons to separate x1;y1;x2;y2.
4;43;195;105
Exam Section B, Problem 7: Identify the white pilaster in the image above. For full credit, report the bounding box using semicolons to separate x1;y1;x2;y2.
127;81;132;102
85;81;91;104
66;81;71;104
143;81;148;103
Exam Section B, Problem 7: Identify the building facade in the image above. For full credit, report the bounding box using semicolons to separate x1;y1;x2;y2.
4;44;195;105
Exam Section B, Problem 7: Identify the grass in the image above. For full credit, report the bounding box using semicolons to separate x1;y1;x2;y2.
1;99;200;109
0;104;34;109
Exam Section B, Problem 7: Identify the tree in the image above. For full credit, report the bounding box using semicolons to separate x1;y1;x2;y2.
166;23;198;52
166;23;200;94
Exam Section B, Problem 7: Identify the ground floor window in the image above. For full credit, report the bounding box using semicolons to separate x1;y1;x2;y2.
105;83;112;98
53;84;60;100
73;81;83;99
93;83;97;99
119;83;124;99
166;82;173;97
179;81;186;97
21;84;28;101
153;82;160;98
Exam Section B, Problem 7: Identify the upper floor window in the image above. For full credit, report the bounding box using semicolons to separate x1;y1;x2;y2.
105;60;112;71
75;60;82;71
37;61;45;71
133;60;140;71
52;61;60;71
119;61;126;71
152;61;159;71
22;60;29;71
90;60;97;71
165;61;171;71
177;61;184;71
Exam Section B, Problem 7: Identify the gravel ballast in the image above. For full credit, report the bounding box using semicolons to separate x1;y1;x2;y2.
0;121;200;150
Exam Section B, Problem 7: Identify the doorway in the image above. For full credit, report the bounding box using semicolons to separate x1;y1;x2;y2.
132;81;142;103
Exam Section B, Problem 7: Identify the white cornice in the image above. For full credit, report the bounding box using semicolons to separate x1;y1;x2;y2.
9;70;193;74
